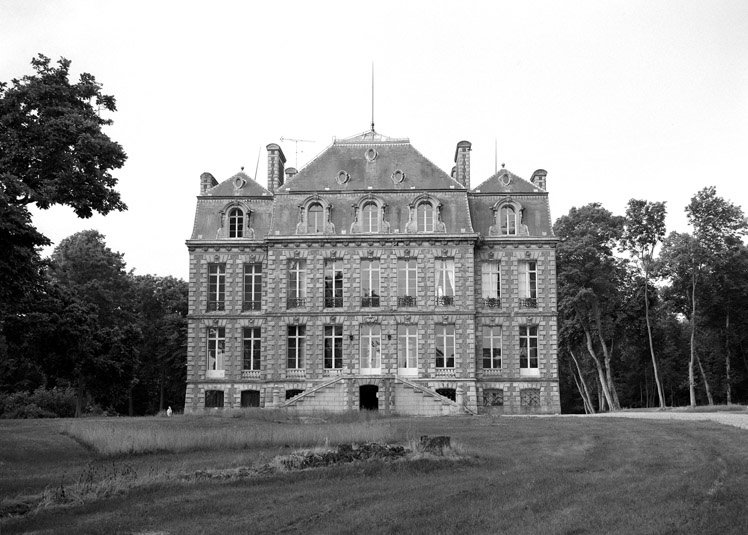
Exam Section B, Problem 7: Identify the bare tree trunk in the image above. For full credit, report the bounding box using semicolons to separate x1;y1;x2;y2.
726;310;732;405
579;316;616;411
591;301;620;410
570;350;595;414
128;386;134;417
75;372;85;418
644;264;666;408
695;352;714;405
689;272;697;407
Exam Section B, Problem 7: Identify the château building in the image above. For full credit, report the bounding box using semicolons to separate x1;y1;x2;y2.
185;128;560;415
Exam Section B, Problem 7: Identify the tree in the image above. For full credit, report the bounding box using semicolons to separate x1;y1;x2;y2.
555;203;626;411
622;199;667;408
0;54;127;315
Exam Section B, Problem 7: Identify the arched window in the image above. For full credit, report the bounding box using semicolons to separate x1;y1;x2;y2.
307;203;324;233
362;202;379;233
228;208;244;238
417;203;434;232
500;205;517;235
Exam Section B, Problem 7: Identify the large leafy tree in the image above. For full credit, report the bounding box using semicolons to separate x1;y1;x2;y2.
0;54;127;315
622;199;667;408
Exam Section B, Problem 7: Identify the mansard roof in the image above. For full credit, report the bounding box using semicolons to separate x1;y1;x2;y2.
277;129;464;192
471;168;539;194
203;170;272;198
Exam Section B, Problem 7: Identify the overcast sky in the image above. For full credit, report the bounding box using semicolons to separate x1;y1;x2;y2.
2;0;747;280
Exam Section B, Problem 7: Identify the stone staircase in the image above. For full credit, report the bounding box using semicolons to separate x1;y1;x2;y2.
395;376;477;416
281;375;346;410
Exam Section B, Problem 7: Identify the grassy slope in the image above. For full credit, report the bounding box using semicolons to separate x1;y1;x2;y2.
2;416;748;534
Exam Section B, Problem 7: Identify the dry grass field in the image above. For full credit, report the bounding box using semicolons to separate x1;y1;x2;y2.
2;411;748;534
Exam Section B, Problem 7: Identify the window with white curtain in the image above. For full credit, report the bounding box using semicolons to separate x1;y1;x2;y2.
435;258;455;306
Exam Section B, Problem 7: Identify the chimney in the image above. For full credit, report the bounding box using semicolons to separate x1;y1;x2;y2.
200;172;218;193
266;143;287;193
530;169;547;190
454;140;472;190
285;167;298;182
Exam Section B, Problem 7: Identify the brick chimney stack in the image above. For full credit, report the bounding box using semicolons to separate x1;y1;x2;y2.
454;140;472;190
200;172;218;193
530;169;547;190
266;143;287;193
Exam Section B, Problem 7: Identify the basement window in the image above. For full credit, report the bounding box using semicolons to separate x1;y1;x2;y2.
285;389;304;400
436;388;456;402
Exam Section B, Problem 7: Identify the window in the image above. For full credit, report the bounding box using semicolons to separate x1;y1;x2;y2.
483;389;504;407
242;327;261;371
287;259;306;308
519;261;537;307
228;208;244;238
397;324;418;373
243;263;262;311
435;259;455;306
500;205;517;235
324;260;343;308
207;264;225;311
519;325;539;374
397;259;418;307
435;324;455;368
308;203;324;233
286;389;304;400
436;388;456;401
206;327;225;378
205;390;224;408
361;260;380;307
481;262;501;308
520;388;541;407
287;325;305;369
417;203;434;232
360;324;381;372
362;202;379;233
240;390;260;407
324;325;343;369
482;326;502;369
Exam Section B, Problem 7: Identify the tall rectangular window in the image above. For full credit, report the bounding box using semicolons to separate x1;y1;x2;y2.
435;259;455;306
361;260;380;307
287;325;305;369
398;324;418;372
324;260;343;308
397;259;418;307
206;326;225;378
242;327;261;370
519;325;539;372
287;259;306;308
482;326;502;369
207;264;225;311
360;324;381;371
243;263;262;311
324;325;343;369
519;261;537;307
481;262;501;308
435;324;455;368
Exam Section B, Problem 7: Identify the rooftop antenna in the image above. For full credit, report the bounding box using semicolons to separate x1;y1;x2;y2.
280;136;314;168
254;147;261;181
494;138;497;175
371;62;375;132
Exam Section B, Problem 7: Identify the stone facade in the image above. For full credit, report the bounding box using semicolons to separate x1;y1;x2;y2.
185;130;560;415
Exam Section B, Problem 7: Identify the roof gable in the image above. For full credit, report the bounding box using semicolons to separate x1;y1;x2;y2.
472;169;539;194
203;171;271;197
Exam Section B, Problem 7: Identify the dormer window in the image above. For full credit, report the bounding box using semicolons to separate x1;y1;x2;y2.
362;202;379;233
500;206;516;235
228;208;244;238
308;203;324;234
406;195;445;234
417;203;434;232
489;200;528;237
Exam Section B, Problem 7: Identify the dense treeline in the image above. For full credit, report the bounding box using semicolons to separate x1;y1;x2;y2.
557;190;748;413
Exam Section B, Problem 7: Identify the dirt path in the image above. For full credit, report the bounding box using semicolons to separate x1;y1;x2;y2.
589;410;748;431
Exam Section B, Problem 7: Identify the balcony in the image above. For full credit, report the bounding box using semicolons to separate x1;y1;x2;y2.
519;298;538;308
286;369;306;379
241;370;261;380
287;298;307;309
242;300;261;311
435;368;456;377
206;301;225;312
483;297;501;309
324;297;343;308
323;368;343;378
361;296;380;307
397;295;417;307
436;296;454;306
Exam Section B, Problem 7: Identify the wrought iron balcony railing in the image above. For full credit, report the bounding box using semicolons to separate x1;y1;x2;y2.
361;296;380;307
324;297;344;308
483;297;501;308
436;296;454;306
397;295;417;307
519;298;538;308
206;301;225;312
286;298;307;309
242;300;261;311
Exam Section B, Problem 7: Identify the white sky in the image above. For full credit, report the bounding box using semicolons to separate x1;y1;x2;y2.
2;0;747;281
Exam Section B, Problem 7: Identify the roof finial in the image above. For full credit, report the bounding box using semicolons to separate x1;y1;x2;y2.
371;61;375;132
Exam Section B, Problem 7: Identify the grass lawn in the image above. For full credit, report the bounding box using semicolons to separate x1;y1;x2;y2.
2;414;748;534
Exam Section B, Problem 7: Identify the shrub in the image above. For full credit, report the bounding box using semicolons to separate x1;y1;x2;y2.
0;387;77;418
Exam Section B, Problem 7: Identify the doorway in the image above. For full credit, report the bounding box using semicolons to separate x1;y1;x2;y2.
359;385;379;411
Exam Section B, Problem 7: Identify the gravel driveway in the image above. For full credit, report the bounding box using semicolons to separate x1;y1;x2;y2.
588;410;748;431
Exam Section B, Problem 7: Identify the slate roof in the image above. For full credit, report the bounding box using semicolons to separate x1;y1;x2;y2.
471;168;539;194
203;171;272;197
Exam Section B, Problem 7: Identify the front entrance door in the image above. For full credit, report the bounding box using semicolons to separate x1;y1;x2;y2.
359;385;379;411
